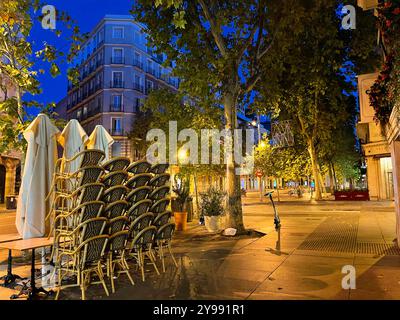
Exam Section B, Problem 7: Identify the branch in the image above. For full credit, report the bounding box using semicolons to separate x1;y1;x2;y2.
237;22;258;64
243;73;261;94
197;0;228;58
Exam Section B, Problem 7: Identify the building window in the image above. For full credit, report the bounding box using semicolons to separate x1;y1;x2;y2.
134;97;143;112
111;142;122;157
111;117;123;136
112;71;124;88
134;51;141;68
146;79;154;94
112;48;124;64
111;94;123;112
112;27;124;39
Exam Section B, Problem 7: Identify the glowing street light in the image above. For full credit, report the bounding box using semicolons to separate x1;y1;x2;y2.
178;148;188;163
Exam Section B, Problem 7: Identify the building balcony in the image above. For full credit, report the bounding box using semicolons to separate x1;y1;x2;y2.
110;81;125;89
87;107;101;118
133;82;144;93
146;67;156;76
111;57;125;64
133;59;143;69
145;87;153;95
110;104;124;112
111;129;124;136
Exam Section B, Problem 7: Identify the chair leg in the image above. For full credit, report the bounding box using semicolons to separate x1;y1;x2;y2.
138;248;145;282
55;269;62;300
159;245;166;273
147;249;160;276
97;263;109;297
110;259;115;294
168;243;178;267
121;258;135;286
80;272;86;301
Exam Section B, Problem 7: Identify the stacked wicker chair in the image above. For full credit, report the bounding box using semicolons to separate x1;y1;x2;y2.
48;150;113;300
147;164;177;272
50;156;177;298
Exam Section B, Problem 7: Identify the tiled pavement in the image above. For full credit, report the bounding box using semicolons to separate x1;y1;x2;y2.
0;194;399;300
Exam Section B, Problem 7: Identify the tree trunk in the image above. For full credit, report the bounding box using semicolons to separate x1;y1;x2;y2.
329;161;336;193
307;137;322;200
318;168;326;194
223;91;245;234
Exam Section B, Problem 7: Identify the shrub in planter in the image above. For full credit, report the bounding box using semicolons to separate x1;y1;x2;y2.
172;174;190;231
200;187;226;232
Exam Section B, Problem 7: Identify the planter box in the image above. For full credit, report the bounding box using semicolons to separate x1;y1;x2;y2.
334;190;370;201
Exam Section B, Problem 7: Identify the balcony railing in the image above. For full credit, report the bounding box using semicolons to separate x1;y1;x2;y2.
110;80;124;89
145;87;154;95
110;104;123;112
133;82;144;93
111;57;125;64
86;107;101;118
146;67;156;76
111;129;124;136
133;59;143;69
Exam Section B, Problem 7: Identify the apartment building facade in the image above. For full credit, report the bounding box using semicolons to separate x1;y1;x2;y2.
56;15;179;160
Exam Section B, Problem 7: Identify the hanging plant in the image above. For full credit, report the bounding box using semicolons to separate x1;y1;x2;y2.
368;0;400;126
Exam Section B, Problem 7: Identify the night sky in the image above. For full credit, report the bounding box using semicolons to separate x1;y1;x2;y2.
29;0;134;113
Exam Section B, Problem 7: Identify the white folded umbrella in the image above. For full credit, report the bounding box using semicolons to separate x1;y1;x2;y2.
58;119;88;173
86;125;114;162
15;114;60;239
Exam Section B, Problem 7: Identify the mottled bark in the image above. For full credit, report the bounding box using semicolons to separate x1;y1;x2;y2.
307;137;322;200
224;90;245;234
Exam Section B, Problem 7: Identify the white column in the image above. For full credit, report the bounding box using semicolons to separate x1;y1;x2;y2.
390;140;400;245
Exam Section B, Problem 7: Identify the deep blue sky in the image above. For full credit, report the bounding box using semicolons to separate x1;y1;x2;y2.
29;0;134;110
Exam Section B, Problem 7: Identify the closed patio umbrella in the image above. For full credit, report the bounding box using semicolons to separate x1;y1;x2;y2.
58;119;88;173
16;114;60;239
86;125;114;162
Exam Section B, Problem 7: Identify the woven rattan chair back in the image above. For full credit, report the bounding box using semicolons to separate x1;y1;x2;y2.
129;212;154;238
127;160;151;175
155;222;175;241
77;217;108;242
78;235;108;268
102;185;128;203
130;226;156;249
149;186;170;202
150;198;170;214
76;183;104;205
102;157;130;172
102;171;128;188
148;173;170;188
149;163;169;175
74;200;105;225
108;216;129;234
77;166;104;187
103;200;128;219
109;230;129;252
77;149;105;168
126;199;152;221
125;173;152;189
126;186;151;204
153;211;172;228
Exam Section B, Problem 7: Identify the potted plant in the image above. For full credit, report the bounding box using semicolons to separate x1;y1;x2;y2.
200;187;226;232
172;174;190;231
